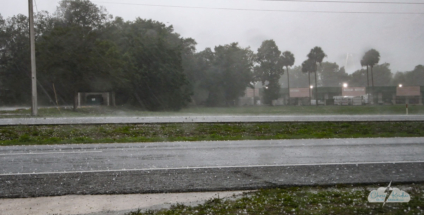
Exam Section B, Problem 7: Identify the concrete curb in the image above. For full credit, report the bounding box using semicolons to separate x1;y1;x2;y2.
1;115;424;126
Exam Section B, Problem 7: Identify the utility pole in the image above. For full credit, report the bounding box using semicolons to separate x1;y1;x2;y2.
29;0;38;116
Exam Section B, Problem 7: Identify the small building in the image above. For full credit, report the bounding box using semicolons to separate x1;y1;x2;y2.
239;85;424;106
238;87;260;106
316;87;342;105
283;87;343;106
342;87;366;97
337;87;368;105
364;86;394;105
288;88;311;105
395;86;423;105
77;92;116;108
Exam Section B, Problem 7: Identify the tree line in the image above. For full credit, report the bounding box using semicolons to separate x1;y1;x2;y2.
1;0;192;110
0;0;423;109
280;59;424;89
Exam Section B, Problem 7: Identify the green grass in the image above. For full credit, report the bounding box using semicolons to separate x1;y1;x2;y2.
1;105;424;118
0;121;423;146
127;183;424;215
180;105;424;115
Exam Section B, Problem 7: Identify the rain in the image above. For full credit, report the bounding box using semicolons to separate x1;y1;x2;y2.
0;0;424;214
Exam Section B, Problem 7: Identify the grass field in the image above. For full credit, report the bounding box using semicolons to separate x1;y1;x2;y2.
127;183;424;215
1;105;424;118
0;121;423;146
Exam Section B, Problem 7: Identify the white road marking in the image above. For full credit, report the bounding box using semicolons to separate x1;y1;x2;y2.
1;160;422;176
1;115;424;125
0;151;102;156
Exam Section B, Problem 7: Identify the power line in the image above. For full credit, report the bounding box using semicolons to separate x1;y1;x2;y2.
262;0;424;5
93;1;424;15
34;0;39;12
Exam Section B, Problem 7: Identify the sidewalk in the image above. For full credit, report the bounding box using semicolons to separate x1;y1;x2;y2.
0;191;245;215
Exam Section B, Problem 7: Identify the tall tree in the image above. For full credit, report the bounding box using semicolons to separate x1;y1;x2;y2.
221;43;254;106
391;65;424;87
203;43;254;106
360;59;369;87
318;62;349;87
281;51;295;104
370;63;392;86
55;0;111;31
349;69;367;87
0;0;194;110
0;11;60;106
254;40;284;105
37;0;115;109
367;49;380;86
349;64;391;87
0;14;32;105
404;65;424;86
361;49;380;104
183;43;254;107
279;66;309;88
114;18;192;110
188;48;214;105
306;47;326;106
392;71;406;86
301;59;316;104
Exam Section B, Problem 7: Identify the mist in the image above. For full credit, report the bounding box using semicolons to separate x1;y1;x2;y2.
2;0;424;73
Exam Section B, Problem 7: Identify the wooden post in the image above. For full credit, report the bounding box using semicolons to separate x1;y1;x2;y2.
29;0;38;116
406;104;409;115
112;91;116;107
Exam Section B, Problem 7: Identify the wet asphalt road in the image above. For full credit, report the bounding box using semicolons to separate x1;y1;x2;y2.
1;115;424;125
1;138;423;174
0;138;423;198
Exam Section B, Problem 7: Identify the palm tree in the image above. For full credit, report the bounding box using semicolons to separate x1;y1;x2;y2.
366;49;380;88
302;59;316;105
281;51;295;105
361;49;380;104
360;59;369;87
307;47;326;106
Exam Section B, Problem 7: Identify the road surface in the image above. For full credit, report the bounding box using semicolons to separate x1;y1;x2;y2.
1;138;423;198
1;115;424;125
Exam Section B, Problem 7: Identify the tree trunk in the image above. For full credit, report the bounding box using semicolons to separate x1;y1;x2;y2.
366;66;369;87
371;65;375;105
134;92;146;109
315;70;318;107
308;71;311;105
111;91;116;107
287;67;290;106
253;84;256;106
73;91;78;111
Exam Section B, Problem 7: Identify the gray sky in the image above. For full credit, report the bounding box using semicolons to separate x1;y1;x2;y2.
1;0;424;73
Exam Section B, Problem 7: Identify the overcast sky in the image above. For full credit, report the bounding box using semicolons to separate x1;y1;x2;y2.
1;0;424;74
